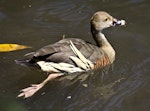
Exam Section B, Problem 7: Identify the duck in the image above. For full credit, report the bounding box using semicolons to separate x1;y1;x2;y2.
16;11;125;98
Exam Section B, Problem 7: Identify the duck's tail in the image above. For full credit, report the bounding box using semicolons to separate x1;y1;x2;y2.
15;59;38;68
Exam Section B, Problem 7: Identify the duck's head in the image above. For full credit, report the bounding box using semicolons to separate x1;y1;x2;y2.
91;11;125;31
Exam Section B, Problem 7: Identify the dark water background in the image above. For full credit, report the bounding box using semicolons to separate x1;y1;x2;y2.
0;0;150;111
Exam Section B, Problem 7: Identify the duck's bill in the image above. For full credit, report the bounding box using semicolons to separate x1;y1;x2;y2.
113;19;126;26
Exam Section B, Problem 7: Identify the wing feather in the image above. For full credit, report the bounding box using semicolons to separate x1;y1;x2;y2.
24;38;105;67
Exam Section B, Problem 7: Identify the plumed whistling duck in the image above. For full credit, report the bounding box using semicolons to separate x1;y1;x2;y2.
16;11;125;98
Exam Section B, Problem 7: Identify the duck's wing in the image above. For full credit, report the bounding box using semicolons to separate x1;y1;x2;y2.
25;38;104;64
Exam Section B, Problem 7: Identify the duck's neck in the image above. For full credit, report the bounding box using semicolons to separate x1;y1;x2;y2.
91;25;109;47
91;25;116;63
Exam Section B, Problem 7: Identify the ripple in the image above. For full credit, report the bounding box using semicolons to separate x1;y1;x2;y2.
33;1;90;30
0;12;6;21
102;57;150;111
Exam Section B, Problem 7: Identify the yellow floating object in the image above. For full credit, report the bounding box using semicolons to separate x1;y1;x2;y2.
0;44;31;52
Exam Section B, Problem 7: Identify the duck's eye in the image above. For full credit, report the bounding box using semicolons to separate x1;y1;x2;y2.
104;18;108;21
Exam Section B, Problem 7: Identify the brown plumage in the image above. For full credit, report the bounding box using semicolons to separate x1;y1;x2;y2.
94;54;110;69
16;11;125;98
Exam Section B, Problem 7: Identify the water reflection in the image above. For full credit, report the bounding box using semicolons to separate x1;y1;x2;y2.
0;0;150;111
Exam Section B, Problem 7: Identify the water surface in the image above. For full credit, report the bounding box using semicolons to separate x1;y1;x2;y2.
0;0;150;111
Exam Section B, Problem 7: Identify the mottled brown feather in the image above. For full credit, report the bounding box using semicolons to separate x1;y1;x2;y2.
94;54;110;69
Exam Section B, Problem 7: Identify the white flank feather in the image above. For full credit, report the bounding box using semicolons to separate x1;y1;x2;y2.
70;40;94;69
70;56;89;70
37;61;60;72
37;61;83;73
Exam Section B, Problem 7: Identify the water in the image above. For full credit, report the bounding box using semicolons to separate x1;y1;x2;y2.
0;0;150;111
